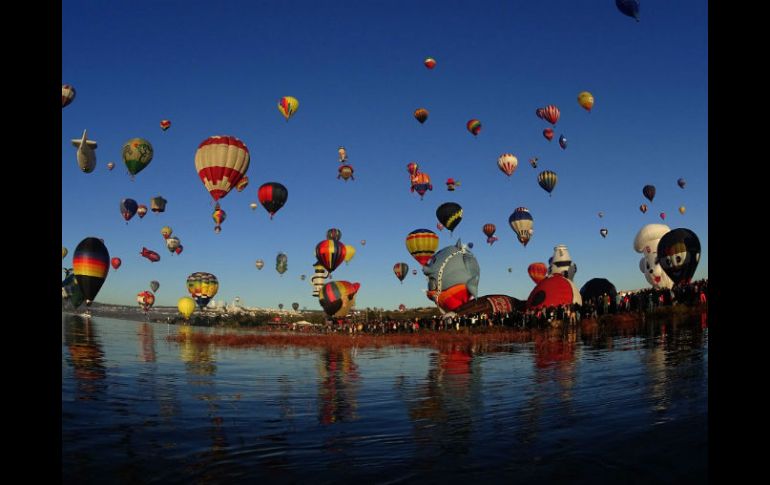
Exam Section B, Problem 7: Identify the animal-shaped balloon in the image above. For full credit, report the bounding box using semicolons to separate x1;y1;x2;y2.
422;239;479;313
633;224;674;289
657;228;701;286
547;245;577;281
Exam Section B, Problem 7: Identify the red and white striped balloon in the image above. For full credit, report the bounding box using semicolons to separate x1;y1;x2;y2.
194;135;250;202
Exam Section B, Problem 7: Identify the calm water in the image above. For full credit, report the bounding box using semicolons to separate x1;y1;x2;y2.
62;313;708;484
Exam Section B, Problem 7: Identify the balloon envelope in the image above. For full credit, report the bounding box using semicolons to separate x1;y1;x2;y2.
580;278;618;304
73;237;110;306
186;272;219;309
178;297;196;319
405;229;439;266
436;202;463;232
258;182;288;218
527;263;548;284
643;185;656;202
278;96;299;121
616;0;640;21
195;136;250;202
657;228;701;285
122;138;154;176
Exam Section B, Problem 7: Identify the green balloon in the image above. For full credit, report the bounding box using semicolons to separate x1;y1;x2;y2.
122;138;154;176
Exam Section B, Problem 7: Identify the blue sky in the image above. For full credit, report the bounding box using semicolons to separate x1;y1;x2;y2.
62;0;708;309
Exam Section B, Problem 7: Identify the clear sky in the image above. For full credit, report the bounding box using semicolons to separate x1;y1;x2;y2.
61;0;708;310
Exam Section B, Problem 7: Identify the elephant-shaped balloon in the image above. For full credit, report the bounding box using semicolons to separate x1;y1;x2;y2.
422;239;479;313
633;224;674;289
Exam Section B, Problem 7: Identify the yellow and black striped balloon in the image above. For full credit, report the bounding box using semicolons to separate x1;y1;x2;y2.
436;202;463;232
537;170;558;195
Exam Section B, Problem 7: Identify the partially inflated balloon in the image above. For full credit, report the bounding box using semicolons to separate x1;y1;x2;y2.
393;262;408;283
497;154;518;177
278;96;299;121
178;297;195;319
657;228;700;285
111;257;121;270
405;229;439;266
62;84;76;108
643;185;656;202
195;135;250;202
73;237;110;306
466;119;481;136
316;240;347;273
258;182;288;219
120;199;138;221
616;0;640;22
414;108;429;124
436;202;463;233
509;207;534;247
577;91;594;112
528;263;547;284
186;272;219;309
537;170;558;195
122;138;154;177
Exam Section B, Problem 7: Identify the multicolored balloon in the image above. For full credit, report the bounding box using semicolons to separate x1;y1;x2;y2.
212;204;226;233
327;228;342;241
137;205;148;218
393;262;409;283
407;162;419;177
410;172;433;199
529;157;538;168
73;237;110;307
414;108;429;124
338;164;354;181
509;207;534;247
166;236;181;253
423;240;479;312
537;170;558;195
577;91;594;112
160;120;171;131
278;96;299;121
186;272;219;310
62;84;76;108
137;291;155;312
405;229;439;266
316;239;347;273
528;263;548;284
445;178;459;191
258;182;288;219
424;57;436;69
161;226;172;240
111;257;121;270
236;176;249;192
436;202;463;232
195;135;250;202
120;198;138;222
497;154;518;177
483;224;498;245
466;119;481;136
319;281;360;318
122;138;154;179
657;228;701;285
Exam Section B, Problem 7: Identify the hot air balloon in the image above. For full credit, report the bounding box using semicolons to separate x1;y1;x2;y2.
412;269;418;275
529;157;538;169
437;223;444;231
643;185;656;202
543;128;554;141
405;229;439;266
446;178;459;191
640;204;648;214
150;280;159;293
598;212;604;218
414;108;429;124
62;84;76;108
186;272;219;309
344;245;356;265
407;162;419;177
160;120;171;131
657;228;701;285
509;208;534;247
278;96;299;121
137;205;148;218
140;247;161;262
292;302;299;311
526;274;582;310
338;164;354;181
497;154;518;177
466;119;481;136
537;170;558;195
236;175;249;192
137;291;155;313
175;245;183;255
276;253;288;275
436;202;463;233
541;105;560;125
122;138;154;179
577;91;594;112
120;198;138;222
327;228;342;241
72;237;110;307
319;281;360;318
111;257;121;270
258;182;288;219
508;267;512;273
161;226;172;239
195;135;250;203
558;135;567;150
178;297;195;320
360;240;366;246
678;178;686;189
166;236;181;253
106;162;115;171
393;262;408;283
483;224;498;245
600;228;608;238
212;204;226;233
399;304;406;312
300;274;306;281
62;247;68;259
255;259;264;270
424;57;436;69
528;263;548;284
660;212;666;220
535;108;545;119
316;240;346;273
338;146;348;162
249;202;258;210
150;196;167;213
679;206;686;215
411;172;433;199
616;0;640;22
